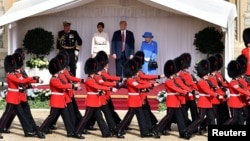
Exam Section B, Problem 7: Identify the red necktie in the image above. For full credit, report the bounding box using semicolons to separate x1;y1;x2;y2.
122;31;125;51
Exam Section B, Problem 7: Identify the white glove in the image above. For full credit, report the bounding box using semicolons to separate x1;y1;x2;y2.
75;50;79;56
144;57;150;62
225;88;230;99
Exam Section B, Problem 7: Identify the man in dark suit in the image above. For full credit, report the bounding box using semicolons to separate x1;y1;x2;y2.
111;21;135;77
56;21;82;76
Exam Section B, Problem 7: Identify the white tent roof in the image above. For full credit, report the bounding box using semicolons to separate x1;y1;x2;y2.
0;0;237;29
0;0;237;80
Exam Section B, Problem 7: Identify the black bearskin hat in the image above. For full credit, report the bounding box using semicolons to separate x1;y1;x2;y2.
95;51;109;69
13;52;23;69
55;54;67;69
174;56;184;72
215;54;223;70
58;50;70;65
4;55;17;73
236;55;247;75
134;51;145;66
208;56;218;73
243;28;250;47
14;48;25;60
48;57;63;75
196;59;210;78
227;60;242;79
181;53;191;69
164;60;177;78
84;58;102;75
123;59;139;77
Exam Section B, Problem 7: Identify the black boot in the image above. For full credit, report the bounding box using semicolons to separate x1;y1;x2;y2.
37;131;45;139
152;130;160;138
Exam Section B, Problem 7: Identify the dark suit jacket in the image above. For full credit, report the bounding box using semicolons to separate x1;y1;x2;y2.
111;30;135;59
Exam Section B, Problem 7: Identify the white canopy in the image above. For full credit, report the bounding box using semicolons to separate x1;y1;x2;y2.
0;0;237;80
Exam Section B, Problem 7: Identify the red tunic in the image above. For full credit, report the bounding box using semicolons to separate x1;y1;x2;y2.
101;69;121;82
241;48;250;75
179;70;198;101
239;77;249;106
58;73;71;103
228;79;250;108
208;75;225;104
126;78;152;108
49;76;73;108
93;74;116;105
138;70;158;81
196;79;217;108
6;72;34;105
165;78;187;108
84;77;111;107
173;76;192;104
215;71;229;88
134;76;153;104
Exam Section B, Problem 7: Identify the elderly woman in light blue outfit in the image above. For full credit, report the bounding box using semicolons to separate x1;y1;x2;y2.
140;32;158;74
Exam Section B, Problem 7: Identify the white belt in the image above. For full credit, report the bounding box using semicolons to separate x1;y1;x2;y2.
167;93;178;95
199;93;210;97
128;93;139;96
8;88;19;92
230;94;240;97
87;92;99;95
51;92;64;95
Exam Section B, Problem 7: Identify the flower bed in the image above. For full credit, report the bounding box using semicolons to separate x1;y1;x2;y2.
0;88;51;109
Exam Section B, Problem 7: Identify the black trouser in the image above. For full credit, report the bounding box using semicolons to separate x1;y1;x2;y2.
0;103;33;134
100;104;117;131
85;98;122;128
186;100;198;123
181;104;191;126
115;52;127;77
117;107;150;136
217;101;230;125
71;97;82;124
50;98;82;128
39;107;75;134
75;107;110;136
62;49;76;76
224;107;244;125
243;105;250;125
5;101;38;131
142;98;158;126
185;108;215;134
155;107;186;136
107;98;121;124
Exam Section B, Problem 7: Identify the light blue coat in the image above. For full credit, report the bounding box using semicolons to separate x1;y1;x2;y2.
140;40;158;74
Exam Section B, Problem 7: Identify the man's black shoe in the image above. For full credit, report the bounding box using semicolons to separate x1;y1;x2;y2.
44;129;52;134
2;128;10;133
161;130;170;136
116;132;124;138
82;129;90;134
87;126;97;130
152;131;160;138
37;131;45;138
25;131;36;137
180;131;191;140
141;133;153;138
102;133;111;138
49;125;57;130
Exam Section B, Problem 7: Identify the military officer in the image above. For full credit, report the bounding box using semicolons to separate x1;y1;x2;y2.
56;21;82;76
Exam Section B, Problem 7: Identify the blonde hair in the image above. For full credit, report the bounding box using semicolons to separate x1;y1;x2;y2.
119;21;127;25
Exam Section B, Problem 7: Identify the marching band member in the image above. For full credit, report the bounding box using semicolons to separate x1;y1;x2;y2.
0;55;42;139
74;58;117;138
184;59;223;139
38;57;81;139
154;59;189;139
